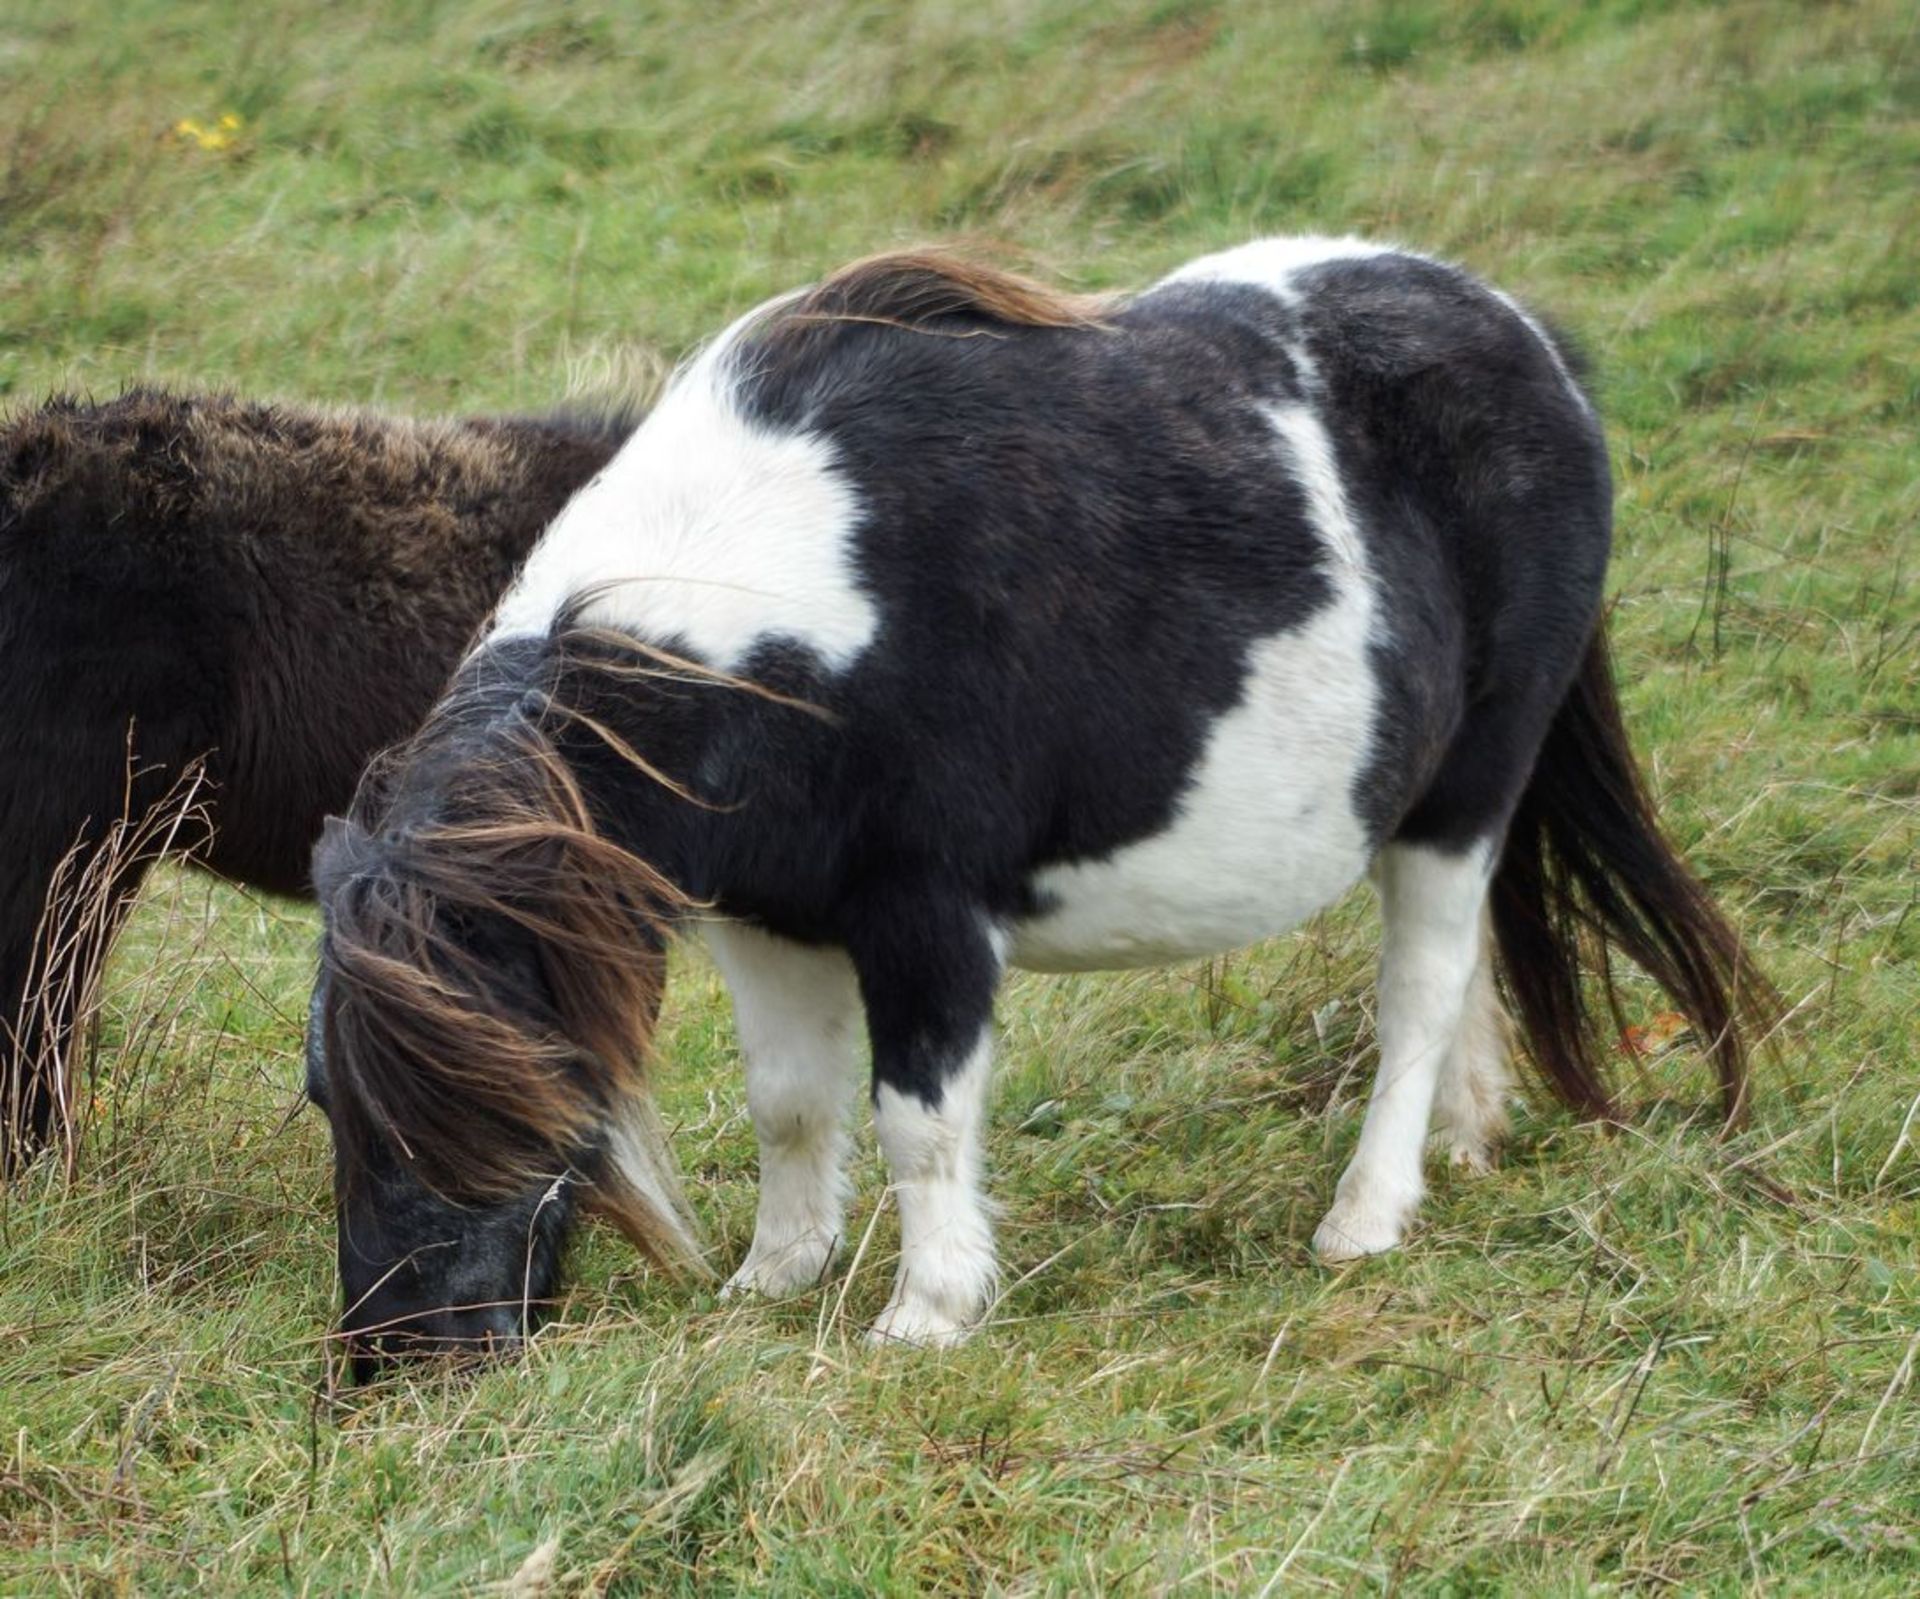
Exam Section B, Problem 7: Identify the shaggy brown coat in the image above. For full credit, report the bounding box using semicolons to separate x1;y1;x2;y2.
1;388;632;1160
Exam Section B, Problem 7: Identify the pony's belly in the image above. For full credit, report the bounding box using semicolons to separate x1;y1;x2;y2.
1010;821;1369;973
1009;607;1380;975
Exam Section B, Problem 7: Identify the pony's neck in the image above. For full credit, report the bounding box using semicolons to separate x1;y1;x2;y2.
384;631;726;908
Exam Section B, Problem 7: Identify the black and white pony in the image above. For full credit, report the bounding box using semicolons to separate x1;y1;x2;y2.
0;390;632;1163
308;239;1773;1370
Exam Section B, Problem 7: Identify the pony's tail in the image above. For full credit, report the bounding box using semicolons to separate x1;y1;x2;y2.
1491;627;1778;1127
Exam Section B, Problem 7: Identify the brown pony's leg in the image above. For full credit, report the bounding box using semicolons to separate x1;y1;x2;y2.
0;932;61;1164
0;753;191;1170
2;849;118;1166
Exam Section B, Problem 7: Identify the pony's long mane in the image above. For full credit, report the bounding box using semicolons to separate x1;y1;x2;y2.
766;248;1113;339
318;646;707;1273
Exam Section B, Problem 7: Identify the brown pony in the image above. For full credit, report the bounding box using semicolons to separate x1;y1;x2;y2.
0;388;636;1163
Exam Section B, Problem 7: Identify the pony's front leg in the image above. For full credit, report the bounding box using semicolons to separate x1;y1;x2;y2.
1314;842;1494;1261
706;923;865;1298
852;905;1004;1348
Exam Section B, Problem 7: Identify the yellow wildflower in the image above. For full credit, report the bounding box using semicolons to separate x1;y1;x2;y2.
173;111;244;152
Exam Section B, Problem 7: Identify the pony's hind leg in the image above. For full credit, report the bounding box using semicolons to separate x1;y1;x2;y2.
1430;922;1512;1173
2;763;159;1168
706;922;865;1298
0;930;66;1166
1314;841;1494;1261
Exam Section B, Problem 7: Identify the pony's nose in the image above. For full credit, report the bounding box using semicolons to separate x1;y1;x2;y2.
344;1301;526;1382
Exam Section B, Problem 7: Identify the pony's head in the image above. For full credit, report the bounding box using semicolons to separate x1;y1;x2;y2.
306;682;703;1380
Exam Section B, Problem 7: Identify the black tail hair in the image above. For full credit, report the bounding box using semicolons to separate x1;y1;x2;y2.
1491;627;1778;1126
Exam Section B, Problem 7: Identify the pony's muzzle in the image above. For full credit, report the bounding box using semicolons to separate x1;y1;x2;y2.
342;1300;528;1383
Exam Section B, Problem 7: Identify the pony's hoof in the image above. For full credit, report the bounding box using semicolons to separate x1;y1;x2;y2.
865;1298;975;1349
1312;1193;1414;1262
1446;1139;1497;1175
719;1242;834;1300
1431;1100;1509;1176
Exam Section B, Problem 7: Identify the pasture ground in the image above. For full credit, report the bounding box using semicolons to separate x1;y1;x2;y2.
2;0;1916;1591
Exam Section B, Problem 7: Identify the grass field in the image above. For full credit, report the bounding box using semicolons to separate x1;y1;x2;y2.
3;0;1918;1590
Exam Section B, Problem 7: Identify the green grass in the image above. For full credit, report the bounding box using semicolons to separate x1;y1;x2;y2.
3;0;1918;1590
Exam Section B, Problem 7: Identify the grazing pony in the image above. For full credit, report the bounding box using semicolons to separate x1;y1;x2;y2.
1;390;633;1162
308;239;1774;1370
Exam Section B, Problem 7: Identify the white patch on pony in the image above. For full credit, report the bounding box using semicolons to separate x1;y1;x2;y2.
1160;235;1395;294
1166;236;1591;415
488;303;877;673
1314;840;1495;1262
1159;235;1582;424
870;1036;997;1348
1011;398;1377;973
1159;236;1399;399
704;921;866;1298
1265;400;1367;570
